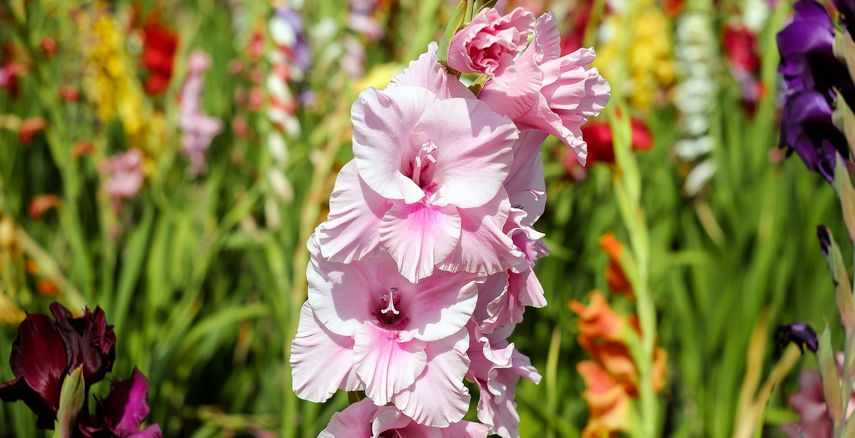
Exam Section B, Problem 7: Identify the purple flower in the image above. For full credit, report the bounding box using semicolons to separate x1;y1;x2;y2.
0;303;116;429
777;323;819;354
776;0;855;182
779;90;847;181
77;369;162;438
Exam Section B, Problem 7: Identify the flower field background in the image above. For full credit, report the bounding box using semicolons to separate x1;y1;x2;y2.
0;0;848;436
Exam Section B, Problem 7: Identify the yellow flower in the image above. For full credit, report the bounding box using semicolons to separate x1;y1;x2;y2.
80;4;164;162
594;5;675;112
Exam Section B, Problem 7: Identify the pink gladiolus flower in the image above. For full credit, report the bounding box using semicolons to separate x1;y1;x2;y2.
467;324;541;438
99;149;144;210
478;12;610;165
317;43;523;282
320;398;490;437
291;239;478;426
179;51;223;174
447;7;535;77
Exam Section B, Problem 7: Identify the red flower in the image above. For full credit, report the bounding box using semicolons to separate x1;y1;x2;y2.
723;24;760;73
141;22;178;95
563;118;653;173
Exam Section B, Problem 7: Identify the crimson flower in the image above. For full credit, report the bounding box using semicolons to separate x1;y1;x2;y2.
141;22;178;95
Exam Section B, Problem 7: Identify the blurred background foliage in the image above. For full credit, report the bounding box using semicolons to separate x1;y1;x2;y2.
0;0;842;436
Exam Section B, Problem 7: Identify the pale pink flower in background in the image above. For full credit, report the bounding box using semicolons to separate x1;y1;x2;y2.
320;398;490;438
478;12;610;165
782;356;855;438
447;7;534;77
467;324;541;438
292;238;479;426
317;43;523;282
99;149;144;209
179;50;223;174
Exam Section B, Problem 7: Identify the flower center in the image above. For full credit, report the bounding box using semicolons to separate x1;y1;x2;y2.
409;140;437;191
374;288;407;329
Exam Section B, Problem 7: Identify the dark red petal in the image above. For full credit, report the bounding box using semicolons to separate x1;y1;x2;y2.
10;313;68;412
51;304;116;385
0;376;59;429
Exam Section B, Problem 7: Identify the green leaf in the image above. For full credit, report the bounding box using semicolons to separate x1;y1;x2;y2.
833;158;855;246
438;0;466;65
819;326;845;423
818;225;855;329
53;366;85;438
834;91;855;166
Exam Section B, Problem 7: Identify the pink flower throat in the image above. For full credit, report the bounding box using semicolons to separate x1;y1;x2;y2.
374;288;407;328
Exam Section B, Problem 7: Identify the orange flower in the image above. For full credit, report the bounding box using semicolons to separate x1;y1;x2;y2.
569;290;627;342
28;195;61;220
36;279;59;296
571;291;669;434
578;361;631;437
19;118;47;145
599;233;633;297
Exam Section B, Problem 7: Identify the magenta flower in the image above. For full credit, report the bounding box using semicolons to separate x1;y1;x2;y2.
477;12;610;165
320;398;490;437
100;149;144;209
78;369;161;438
447;7;535;77
317;43;523;282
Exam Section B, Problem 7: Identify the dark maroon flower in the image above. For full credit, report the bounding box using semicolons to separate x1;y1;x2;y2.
50;303;116;385
0;302;116;429
78;369;161;438
776;323;819;354
0;313;69;428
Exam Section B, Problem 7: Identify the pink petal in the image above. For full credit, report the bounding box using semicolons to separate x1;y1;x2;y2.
438;190;524;276
478;52;543;121
380;201;461;283
531;13;561;65
472;273;510;332
351;87;436;204
319;398;377;438
441;421;491;438
371;406;415;435
504;131;548;225
390;42;472;99
514;270;546;308
353;324;427;405
414;98;518;209
290;303;359;403
400;270;479;342
318;161;391;263
307;251;376;337
394;329;471;427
